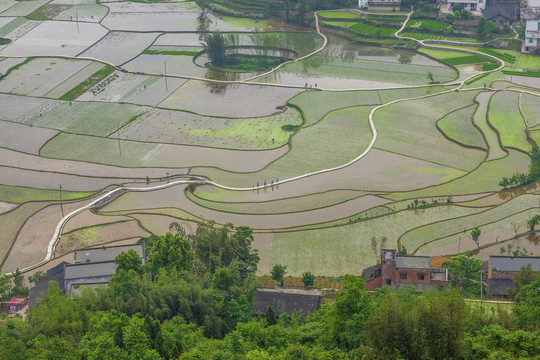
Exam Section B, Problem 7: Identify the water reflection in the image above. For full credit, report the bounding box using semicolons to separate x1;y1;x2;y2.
204;69;239;95
525;232;540;245
498;181;539;201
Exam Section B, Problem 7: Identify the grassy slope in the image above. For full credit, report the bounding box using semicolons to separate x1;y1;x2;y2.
488;91;529;152
437;104;486;149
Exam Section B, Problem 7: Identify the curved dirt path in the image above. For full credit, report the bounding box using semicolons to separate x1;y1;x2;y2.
7;10;532;275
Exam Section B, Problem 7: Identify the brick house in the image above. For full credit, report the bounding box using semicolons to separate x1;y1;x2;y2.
363;249;449;291
486;255;540;298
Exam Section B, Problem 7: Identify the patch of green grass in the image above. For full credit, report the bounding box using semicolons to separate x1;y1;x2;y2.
482;63;499;71
488;91;529;152
59;65;115;101
437;104;486;149
28;102;147;137
418;47;470;60
319;11;360;19
374;90;485;171
1;0;50;17
349;22;397;36
0;38;11;45
270;205;482;276
186;189;366;214
502;69;540;77
0;185;92;204
401;32;444;40
142;49;199;56
465;300;514;314
385;150;530;200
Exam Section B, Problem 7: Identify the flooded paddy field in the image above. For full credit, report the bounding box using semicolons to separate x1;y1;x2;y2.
2;3;540;278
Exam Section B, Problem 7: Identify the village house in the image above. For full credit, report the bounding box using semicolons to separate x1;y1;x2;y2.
363;249;450;291
367;0;402;12
28;244;145;307
486;255;540;298
524;19;540;52
448;0;487;12
483;0;520;25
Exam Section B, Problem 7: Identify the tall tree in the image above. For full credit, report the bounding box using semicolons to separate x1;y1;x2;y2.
148;232;193;275
271;264;287;286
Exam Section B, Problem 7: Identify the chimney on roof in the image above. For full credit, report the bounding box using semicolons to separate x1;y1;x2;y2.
85;253;90;262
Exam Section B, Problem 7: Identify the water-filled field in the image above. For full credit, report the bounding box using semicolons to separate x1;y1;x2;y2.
1;4;540;276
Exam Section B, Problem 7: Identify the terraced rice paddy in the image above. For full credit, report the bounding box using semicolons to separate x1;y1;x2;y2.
1;4;540;278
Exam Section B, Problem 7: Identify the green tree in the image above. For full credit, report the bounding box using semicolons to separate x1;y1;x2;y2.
0;272;12;302
527;214;540;231
148;232;193;276
27;281;89;342
115;249;143;277
512;264;536;299
265;306;277;325
471;227;481;247
302;272;315;287
203;32;226;66
444;254;482;281
324;275;373;350
28;270;46;285
271;264;287;286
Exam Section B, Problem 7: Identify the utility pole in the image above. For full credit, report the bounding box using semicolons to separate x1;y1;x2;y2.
458;236;461;256
76;8;80;35
117;123;122;156
480;272;483;304
59;184;64;218
164;61;168;92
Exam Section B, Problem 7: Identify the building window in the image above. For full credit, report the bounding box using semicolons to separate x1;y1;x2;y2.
529;39;534;44
399;273;407;280
418;273;425;281
386;279;391;285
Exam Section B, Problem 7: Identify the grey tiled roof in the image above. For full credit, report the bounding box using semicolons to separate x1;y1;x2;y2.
74;244;143;263
490;256;540;272
64;261;117;280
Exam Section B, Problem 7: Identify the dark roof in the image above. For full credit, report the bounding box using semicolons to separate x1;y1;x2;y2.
484;2;520;21
486;278;514;296
64;260;117;280
490;256;540;272
362;264;381;282
74;244;144;264
28;261;68;308
254;288;322;317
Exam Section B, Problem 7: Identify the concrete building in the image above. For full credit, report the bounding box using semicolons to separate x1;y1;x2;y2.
525;20;540;52
367;0;402;12
363;249;449;291
448;0;487;12
253;287;323;318
486;255;540;298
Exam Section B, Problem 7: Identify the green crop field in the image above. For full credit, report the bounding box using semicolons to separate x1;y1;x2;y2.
373;90;485;171
437;104;486;149
488;91;529;152
271;205;484;276
27;101;147;137
521;93;540;128
0;184;92;204
319;11;360;19
443;55;494;66
349;22;397;36
408;19;451;30
186;189;366;214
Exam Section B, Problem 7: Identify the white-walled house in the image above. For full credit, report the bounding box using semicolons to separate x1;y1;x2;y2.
525;20;540;52
359;0;369;8
448;0;486;12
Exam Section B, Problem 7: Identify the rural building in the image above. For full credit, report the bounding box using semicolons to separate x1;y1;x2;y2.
363;249;450;291
524;20;540;52
521;0;540;20
28;261;69;308
483;0;520;25
367;0;402;12
486;255;540;298
448;0;487;12
28;244;144;306
358;0;369;8
253;287;323;318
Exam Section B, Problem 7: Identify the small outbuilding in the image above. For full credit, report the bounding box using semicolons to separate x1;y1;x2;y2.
253;287;323;318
